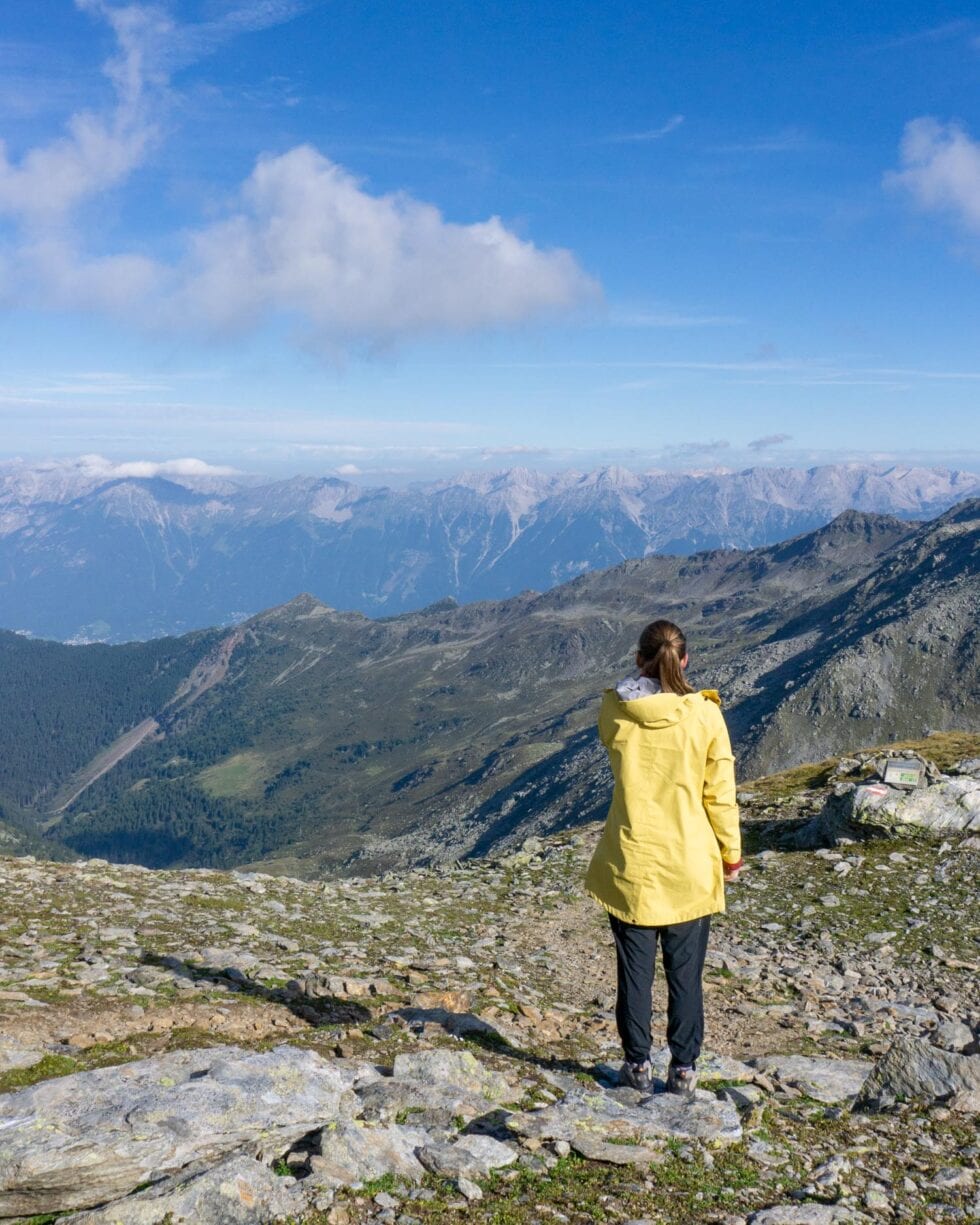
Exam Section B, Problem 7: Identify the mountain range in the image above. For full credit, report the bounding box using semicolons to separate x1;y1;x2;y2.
2;498;977;877
1;460;977;642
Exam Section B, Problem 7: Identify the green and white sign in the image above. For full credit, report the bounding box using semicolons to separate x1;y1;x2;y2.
882;760;923;789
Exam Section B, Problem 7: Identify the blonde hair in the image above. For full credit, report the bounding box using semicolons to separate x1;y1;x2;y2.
637;619;694;696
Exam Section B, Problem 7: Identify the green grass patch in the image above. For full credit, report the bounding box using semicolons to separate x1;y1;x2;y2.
197;751;269;799
743;730;980;801
359;1171;400;1195
0;1053;79;1094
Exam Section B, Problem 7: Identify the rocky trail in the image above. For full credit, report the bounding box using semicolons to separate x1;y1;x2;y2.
1;739;978;1225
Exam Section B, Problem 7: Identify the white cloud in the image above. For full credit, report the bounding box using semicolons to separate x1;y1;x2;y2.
171;146;597;345
888;117;980;233
604;115;684;144
0;4;597;351
15;235;162;311
72;453;239;478
0;1;165;222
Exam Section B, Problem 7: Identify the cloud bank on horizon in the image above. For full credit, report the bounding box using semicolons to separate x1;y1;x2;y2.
5;444;979;491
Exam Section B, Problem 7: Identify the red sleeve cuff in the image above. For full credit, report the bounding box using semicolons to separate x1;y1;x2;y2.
723;858;743;871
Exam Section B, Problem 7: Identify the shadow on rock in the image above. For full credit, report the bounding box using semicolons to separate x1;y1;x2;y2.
140;951;373;1027
390;1004;609;1084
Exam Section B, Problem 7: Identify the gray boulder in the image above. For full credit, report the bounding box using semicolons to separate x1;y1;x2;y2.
391;1049;514;1102
54;1155;305;1224
748;1055;873;1103
818;775;980;840
854;1036;980;1111
748;1205;870;1223
356;1077;499;1129
0;1045;364;1218
0;1037;44;1074
931;1019;975;1053
308;1121;429;1188
417;1134;518;1179
507;1084;742;1152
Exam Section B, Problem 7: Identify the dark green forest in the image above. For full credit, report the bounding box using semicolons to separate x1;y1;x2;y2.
0;628;218;811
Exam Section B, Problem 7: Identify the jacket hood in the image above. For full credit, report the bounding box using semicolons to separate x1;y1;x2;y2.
605;687;721;729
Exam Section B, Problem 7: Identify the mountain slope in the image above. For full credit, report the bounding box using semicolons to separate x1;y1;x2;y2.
1;462;975;641
42;508;932;875
733;499;980;775
5;503;975;877
0;627;220;820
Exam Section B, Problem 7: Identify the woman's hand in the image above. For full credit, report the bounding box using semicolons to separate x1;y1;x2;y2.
723;859;743;883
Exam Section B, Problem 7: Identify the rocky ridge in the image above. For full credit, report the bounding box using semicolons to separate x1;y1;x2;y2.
1;739;978;1224
2;461;976;642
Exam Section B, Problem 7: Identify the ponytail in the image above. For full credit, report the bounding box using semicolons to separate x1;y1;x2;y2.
637;619;694;696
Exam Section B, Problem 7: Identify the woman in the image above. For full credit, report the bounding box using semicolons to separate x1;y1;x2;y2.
585;619;742;1096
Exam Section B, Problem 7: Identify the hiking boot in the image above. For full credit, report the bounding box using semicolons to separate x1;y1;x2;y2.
618;1060;654;1093
665;1062;698;1096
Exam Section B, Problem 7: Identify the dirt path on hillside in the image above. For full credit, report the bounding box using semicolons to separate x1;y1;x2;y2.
46;717;161;820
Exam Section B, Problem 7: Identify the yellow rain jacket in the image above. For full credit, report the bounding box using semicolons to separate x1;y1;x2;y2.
585;688;741;926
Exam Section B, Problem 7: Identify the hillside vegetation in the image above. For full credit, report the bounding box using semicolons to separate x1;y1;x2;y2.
1;501;977;877
0;628;220;816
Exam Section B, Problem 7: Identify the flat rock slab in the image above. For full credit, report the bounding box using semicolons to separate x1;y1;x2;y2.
507;1084;742;1150
563;1133;667;1166
308;1121;430;1188
748;1205;870;1224
356;1077;499;1128
854;1036;980;1111
391;1049;514;1102
748;1055;873;1103
54;1155;304;1224
417;1134;518;1179
0;1038;45;1074
0;1044;363;1218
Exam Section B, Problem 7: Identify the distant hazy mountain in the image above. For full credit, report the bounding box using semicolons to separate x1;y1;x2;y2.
4;501;976;876
1;461;976;641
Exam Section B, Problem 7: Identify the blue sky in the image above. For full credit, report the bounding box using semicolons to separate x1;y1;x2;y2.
1;0;979;481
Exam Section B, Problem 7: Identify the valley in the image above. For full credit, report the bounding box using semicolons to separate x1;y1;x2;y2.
1;500;977;877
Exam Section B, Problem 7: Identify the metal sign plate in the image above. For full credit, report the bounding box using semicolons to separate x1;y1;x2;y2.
882;759;923;789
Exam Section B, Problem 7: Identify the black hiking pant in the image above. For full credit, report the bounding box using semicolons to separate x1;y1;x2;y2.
608;912;710;1068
